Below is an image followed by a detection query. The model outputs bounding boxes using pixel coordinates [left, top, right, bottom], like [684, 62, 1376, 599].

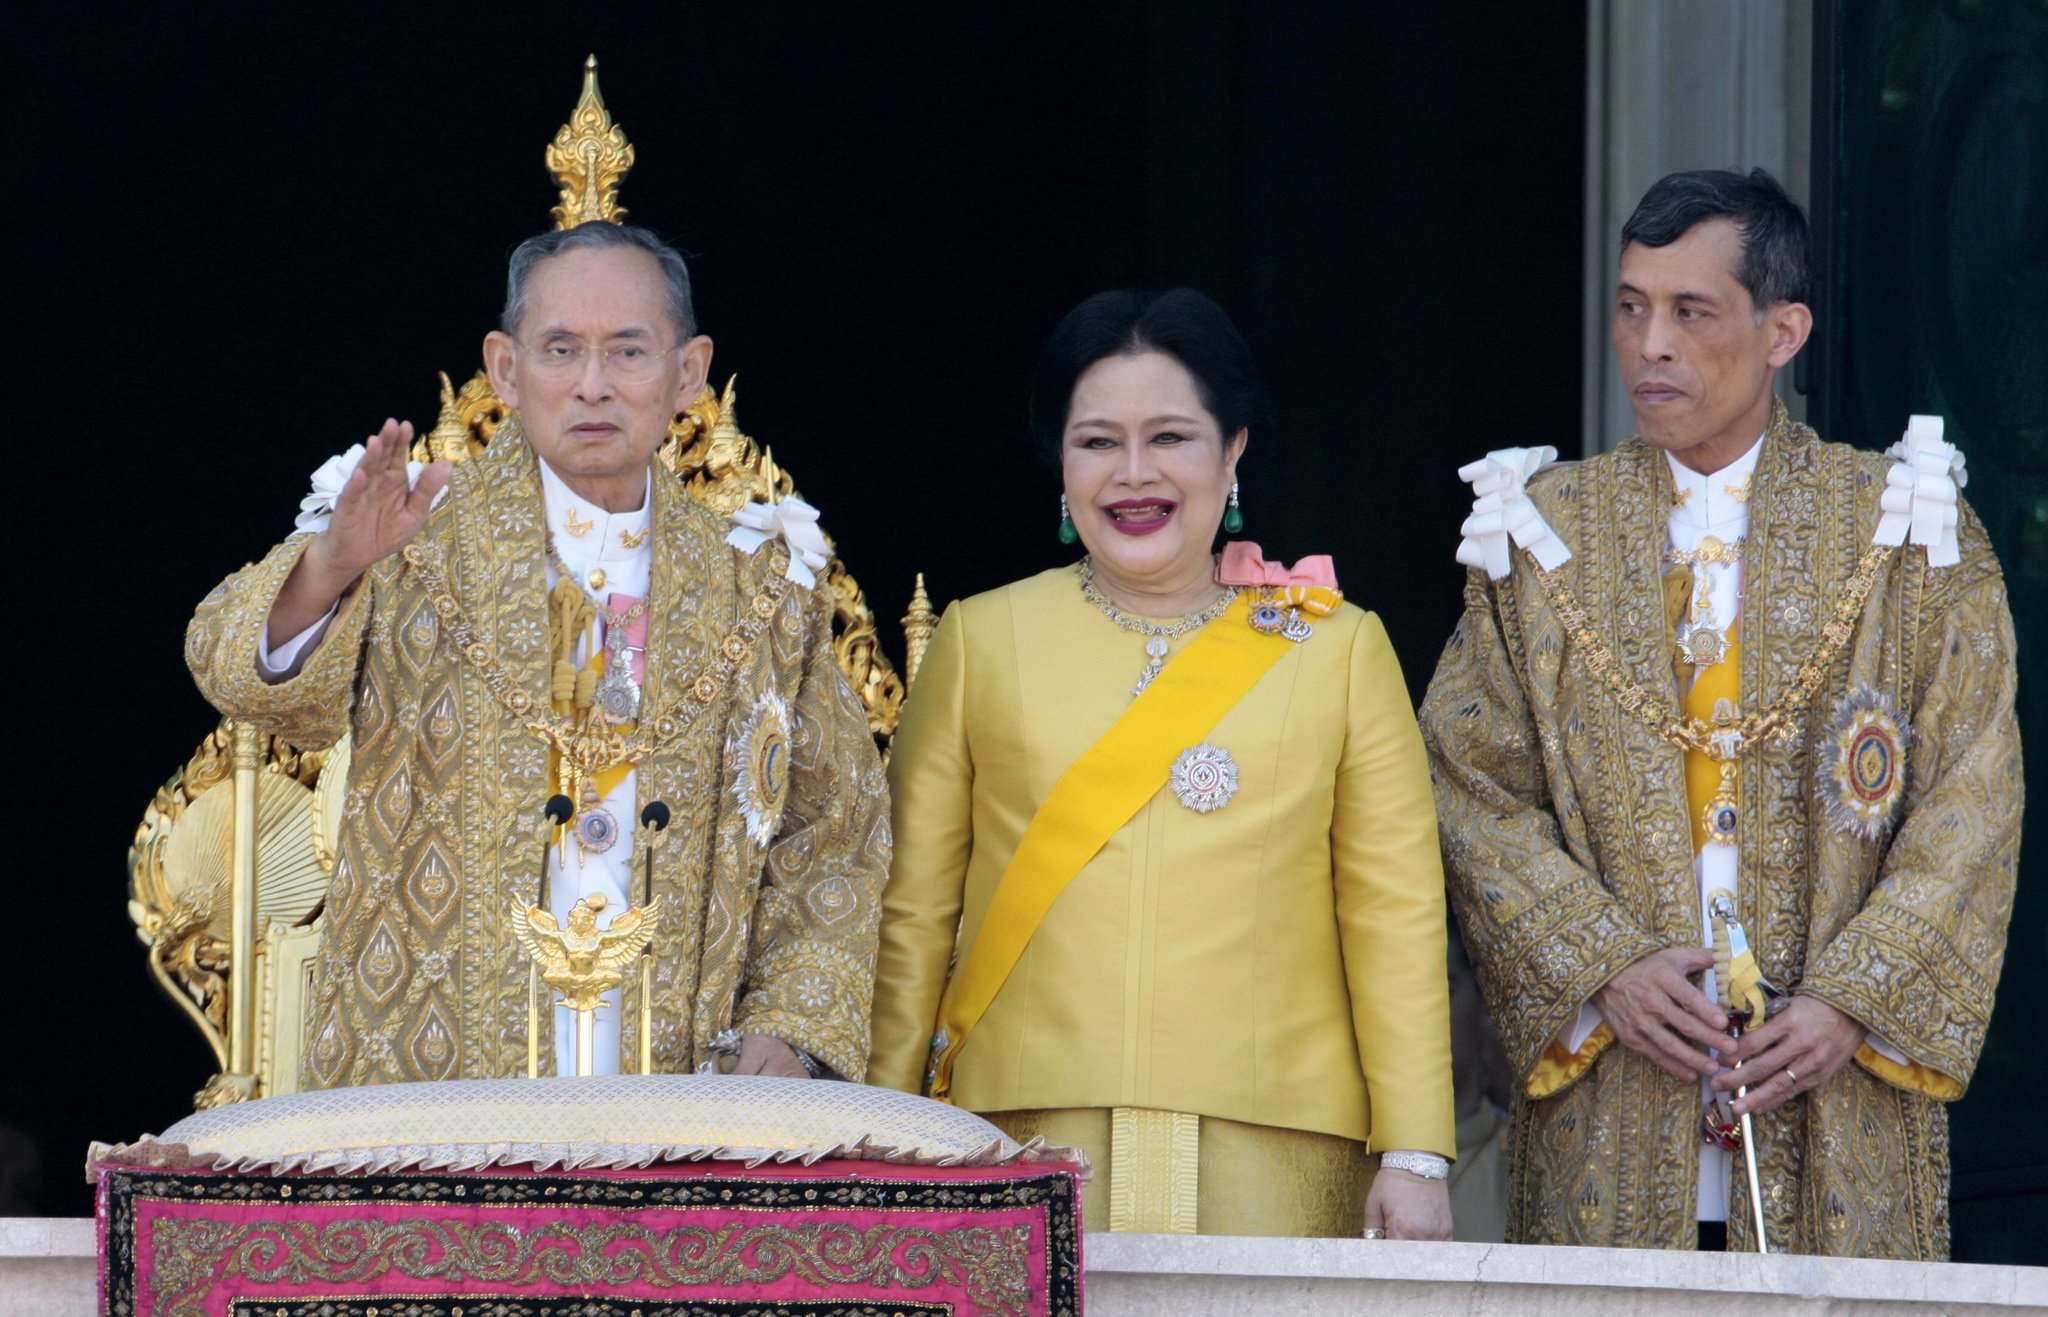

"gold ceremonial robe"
[1418, 411, 2021, 1258]
[187, 428, 890, 1087]
[870, 567, 1456, 1166]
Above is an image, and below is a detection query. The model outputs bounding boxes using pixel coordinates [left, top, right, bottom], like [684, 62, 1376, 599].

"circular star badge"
[1170, 743, 1240, 814]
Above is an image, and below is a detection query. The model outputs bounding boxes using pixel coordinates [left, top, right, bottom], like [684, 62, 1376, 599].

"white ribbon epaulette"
[1873, 415, 1967, 568]
[727, 495, 833, 589]
[294, 443, 446, 535]
[1455, 446, 1572, 581]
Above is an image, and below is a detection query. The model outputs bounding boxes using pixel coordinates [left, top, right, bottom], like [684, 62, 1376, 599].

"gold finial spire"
[547, 54, 635, 229]
[903, 574, 939, 689]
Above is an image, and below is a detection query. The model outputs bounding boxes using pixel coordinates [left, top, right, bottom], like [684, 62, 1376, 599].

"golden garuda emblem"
[511, 893, 661, 1014]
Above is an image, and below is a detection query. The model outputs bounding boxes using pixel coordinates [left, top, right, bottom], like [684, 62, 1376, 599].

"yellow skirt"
[986, 1107, 1369, 1237]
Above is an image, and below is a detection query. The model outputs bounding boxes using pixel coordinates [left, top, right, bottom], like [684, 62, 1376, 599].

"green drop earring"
[1058, 494, 1079, 545]
[1223, 481, 1244, 533]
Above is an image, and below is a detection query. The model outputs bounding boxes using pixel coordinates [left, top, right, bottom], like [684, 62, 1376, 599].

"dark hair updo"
[1028, 288, 1268, 468]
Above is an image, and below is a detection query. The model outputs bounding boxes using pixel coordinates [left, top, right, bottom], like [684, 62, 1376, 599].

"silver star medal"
[1169, 743, 1240, 814]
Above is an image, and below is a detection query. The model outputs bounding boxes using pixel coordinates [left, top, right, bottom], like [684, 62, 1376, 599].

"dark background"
[8, 0, 2038, 1264]
[1808, 0, 2048, 1261]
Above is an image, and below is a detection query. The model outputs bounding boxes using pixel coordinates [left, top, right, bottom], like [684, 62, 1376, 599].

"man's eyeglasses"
[519, 338, 677, 382]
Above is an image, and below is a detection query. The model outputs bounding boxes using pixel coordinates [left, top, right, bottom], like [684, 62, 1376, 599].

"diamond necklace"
[1078, 557, 1238, 697]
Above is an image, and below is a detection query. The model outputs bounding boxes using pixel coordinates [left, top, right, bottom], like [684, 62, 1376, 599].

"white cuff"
[257, 603, 339, 678]
[1560, 1002, 1602, 1054]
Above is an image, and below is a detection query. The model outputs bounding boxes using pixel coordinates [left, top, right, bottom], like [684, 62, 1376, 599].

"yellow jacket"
[870, 566, 1456, 1156]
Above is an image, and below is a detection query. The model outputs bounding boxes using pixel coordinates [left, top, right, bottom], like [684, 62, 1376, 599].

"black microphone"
[540, 795, 573, 906]
[638, 800, 670, 909]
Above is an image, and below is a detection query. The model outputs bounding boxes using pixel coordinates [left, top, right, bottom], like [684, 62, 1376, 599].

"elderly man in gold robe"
[1420, 169, 2019, 1258]
[187, 221, 889, 1088]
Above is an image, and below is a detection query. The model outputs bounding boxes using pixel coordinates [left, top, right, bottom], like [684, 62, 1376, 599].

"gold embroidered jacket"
[186, 430, 890, 1087]
[1418, 409, 2020, 1258]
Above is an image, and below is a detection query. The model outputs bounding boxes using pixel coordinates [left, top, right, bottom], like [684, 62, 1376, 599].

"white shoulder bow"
[1873, 415, 1967, 568]
[1455, 447, 1573, 580]
[727, 496, 832, 589]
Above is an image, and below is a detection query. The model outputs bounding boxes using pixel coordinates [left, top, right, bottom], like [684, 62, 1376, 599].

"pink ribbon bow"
[1217, 542, 1339, 589]
[1216, 542, 1344, 615]
[607, 593, 648, 684]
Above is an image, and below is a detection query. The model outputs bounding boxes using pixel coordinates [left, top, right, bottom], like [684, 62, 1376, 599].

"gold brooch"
[563, 508, 594, 537]
[620, 525, 651, 549]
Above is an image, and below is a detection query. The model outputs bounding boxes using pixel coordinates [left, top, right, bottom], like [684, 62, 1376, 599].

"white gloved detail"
[727, 496, 832, 589]
[1455, 446, 1572, 580]
[1873, 415, 1965, 568]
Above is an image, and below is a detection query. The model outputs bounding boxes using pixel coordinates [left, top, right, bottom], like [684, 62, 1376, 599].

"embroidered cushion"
[91, 1074, 1079, 1176]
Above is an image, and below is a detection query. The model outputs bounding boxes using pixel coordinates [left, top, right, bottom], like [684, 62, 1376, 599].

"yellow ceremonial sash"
[1684, 633, 1741, 853]
[926, 594, 1288, 1102]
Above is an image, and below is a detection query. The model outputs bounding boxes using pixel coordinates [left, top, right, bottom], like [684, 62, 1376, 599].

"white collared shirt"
[535, 459, 653, 1077]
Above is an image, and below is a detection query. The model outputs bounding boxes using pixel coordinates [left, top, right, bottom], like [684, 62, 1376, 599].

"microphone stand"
[636, 801, 671, 1075]
[532, 794, 574, 1078]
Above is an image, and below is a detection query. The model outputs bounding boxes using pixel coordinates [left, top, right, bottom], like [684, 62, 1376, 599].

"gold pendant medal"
[1703, 762, 1739, 846]
[575, 802, 621, 855]
[1676, 621, 1730, 668]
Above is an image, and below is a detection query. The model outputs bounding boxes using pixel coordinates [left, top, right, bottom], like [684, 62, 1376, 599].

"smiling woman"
[1038, 291, 1255, 619]
[870, 289, 1459, 1241]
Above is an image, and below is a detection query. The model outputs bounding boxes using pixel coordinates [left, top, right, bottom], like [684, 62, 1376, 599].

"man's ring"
[1784, 1067, 1798, 1084]
[1362, 1227, 1387, 1240]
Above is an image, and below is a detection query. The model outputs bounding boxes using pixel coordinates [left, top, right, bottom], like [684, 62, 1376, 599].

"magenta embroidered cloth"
[97, 1158, 1083, 1316]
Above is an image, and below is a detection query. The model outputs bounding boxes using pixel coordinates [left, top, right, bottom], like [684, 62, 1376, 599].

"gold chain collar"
[1526, 542, 1894, 763]
[401, 540, 794, 771]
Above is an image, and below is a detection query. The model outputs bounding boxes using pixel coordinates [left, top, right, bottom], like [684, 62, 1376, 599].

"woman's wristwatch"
[1378, 1150, 1450, 1180]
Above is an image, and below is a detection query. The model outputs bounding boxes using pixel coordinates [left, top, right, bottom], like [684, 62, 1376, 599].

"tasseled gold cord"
[1711, 900, 1734, 1014]
[548, 574, 600, 716]
[1664, 562, 1696, 688]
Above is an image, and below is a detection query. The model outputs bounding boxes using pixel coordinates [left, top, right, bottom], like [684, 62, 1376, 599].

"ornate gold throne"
[129, 59, 938, 1110]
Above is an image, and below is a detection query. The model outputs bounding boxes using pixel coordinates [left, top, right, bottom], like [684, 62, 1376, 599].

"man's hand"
[266, 421, 451, 652]
[1715, 996, 1864, 1117]
[718, 1033, 811, 1079]
[1363, 1167, 1452, 1241]
[318, 420, 451, 581]
[1590, 946, 1728, 1082]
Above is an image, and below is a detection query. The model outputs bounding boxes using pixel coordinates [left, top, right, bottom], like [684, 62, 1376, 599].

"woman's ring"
[1362, 1227, 1387, 1240]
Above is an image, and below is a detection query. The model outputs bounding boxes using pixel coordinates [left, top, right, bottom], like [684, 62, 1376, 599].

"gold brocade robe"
[186, 429, 890, 1088]
[1418, 410, 2021, 1259]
